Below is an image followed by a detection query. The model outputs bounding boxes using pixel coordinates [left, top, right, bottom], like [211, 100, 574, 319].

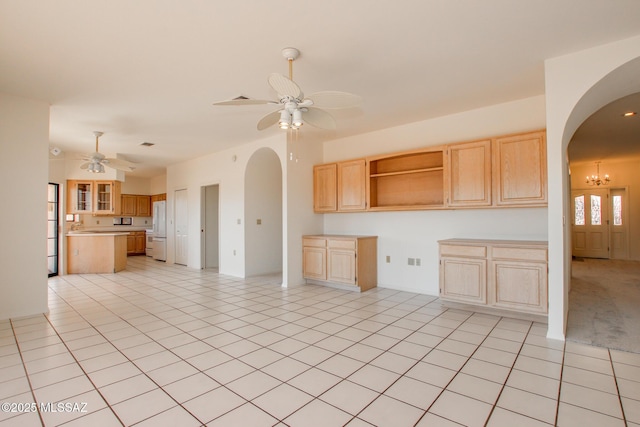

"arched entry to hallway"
[244, 148, 283, 278]
[549, 52, 640, 343]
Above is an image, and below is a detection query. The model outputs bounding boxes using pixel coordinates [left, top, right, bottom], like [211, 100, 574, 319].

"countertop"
[67, 231, 131, 237]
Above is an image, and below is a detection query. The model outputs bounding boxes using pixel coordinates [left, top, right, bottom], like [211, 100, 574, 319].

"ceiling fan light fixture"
[279, 109, 291, 129]
[292, 109, 303, 128]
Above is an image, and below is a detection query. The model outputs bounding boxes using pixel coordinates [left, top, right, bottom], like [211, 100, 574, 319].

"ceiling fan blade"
[306, 91, 362, 109]
[303, 107, 337, 130]
[268, 73, 303, 99]
[105, 163, 135, 172]
[104, 158, 136, 171]
[213, 98, 277, 106]
[80, 162, 90, 170]
[257, 110, 281, 131]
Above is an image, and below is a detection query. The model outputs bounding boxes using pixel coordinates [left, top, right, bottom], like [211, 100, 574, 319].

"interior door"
[571, 189, 610, 259]
[175, 189, 188, 265]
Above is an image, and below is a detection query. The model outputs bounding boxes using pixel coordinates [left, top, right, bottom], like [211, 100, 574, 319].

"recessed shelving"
[368, 148, 445, 210]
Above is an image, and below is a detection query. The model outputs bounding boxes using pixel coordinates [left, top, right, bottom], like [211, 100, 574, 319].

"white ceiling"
[2, 1, 640, 177]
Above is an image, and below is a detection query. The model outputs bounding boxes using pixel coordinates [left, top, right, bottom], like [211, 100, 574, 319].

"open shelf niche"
[368, 147, 446, 210]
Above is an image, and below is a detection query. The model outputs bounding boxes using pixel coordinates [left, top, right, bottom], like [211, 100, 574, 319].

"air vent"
[140, 142, 154, 147]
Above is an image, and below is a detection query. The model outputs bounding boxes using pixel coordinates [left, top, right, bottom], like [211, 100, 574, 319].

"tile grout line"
[481, 321, 534, 427]
[8, 317, 46, 427]
[608, 348, 628, 426]
[47, 283, 207, 426]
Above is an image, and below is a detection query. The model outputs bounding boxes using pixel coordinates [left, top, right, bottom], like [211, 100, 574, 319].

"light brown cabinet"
[447, 140, 492, 207]
[126, 231, 146, 255]
[493, 131, 547, 206]
[313, 164, 337, 212]
[338, 159, 367, 211]
[312, 129, 547, 213]
[121, 194, 151, 217]
[303, 235, 377, 291]
[314, 160, 367, 213]
[68, 180, 121, 215]
[439, 239, 548, 318]
[368, 148, 445, 210]
[151, 193, 167, 203]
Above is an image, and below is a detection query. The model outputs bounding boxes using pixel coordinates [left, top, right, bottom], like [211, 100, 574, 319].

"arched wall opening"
[244, 147, 283, 277]
[546, 42, 640, 340]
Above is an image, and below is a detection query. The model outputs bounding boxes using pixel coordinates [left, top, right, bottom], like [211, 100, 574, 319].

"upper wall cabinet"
[121, 194, 152, 217]
[312, 129, 547, 213]
[338, 159, 367, 211]
[313, 163, 337, 212]
[447, 140, 492, 207]
[368, 147, 445, 210]
[314, 160, 367, 213]
[68, 180, 121, 215]
[493, 131, 547, 206]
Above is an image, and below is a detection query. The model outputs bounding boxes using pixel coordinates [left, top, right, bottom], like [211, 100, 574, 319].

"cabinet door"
[126, 234, 136, 254]
[440, 257, 487, 304]
[121, 195, 137, 216]
[303, 246, 327, 280]
[491, 260, 547, 313]
[493, 131, 547, 206]
[338, 159, 366, 211]
[137, 196, 151, 216]
[313, 164, 337, 212]
[327, 248, 357, 285]
[68, 181, 93, 213]
[448, 140, 491, 207]
[135, 233, 146, 253]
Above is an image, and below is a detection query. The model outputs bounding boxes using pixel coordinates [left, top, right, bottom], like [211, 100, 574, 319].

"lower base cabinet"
[127, 231, 146, 255]
[303, 235, 377, 292]
[439, 239, 548, 317]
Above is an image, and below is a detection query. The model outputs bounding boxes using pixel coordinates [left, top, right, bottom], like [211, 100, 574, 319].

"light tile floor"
[1, 256, 639, 426]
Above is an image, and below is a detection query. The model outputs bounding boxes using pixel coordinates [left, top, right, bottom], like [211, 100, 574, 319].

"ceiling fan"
[213, 47, 361, 131]
[80, 131, 136, 173]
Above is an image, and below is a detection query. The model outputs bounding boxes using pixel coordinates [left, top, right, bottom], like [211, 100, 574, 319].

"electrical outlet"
[416, 258, 421, 266]
[233, 250, 236, 256]
[257, 219, 262, 225]
[237, 219, 241, 225]
[408, 258, 415, 266]
[386, 255, 391, 263]
[96, 220, 100, 225]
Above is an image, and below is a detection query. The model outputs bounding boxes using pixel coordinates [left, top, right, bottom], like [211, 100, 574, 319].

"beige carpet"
[567, 258, 640, 354]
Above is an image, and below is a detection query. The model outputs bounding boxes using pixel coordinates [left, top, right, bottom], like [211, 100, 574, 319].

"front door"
[571, 189, 610, 259]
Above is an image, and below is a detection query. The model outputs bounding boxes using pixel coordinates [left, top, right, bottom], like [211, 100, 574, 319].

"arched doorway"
[546, 48, 640, 341]
[564, 91, 640, 352]
[244, 148, 283, 278]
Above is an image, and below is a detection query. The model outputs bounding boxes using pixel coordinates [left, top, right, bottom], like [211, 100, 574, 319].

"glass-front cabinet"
[67, 180, 121, 215]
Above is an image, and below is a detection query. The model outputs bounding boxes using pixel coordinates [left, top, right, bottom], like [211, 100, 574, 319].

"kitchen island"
[67, 232, 129, 274]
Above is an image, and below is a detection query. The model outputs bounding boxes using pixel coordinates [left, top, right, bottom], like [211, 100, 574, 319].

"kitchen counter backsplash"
[78, 214, 152, 230]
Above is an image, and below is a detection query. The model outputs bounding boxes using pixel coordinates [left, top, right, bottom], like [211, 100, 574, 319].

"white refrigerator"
[152, 200, 167, 261]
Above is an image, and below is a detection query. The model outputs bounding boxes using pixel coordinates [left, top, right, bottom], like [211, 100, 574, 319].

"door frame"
[48, 183, 59, 277]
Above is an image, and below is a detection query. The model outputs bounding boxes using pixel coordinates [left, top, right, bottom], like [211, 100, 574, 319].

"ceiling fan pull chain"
[289, 58, 293, 80]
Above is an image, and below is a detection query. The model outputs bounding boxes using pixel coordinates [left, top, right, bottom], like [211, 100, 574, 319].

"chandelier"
[585, 161, 610, 186]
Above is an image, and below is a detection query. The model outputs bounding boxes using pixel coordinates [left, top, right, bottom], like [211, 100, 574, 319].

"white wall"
[121, 176, 152, 194]
[245, 148, 283, 276]
[322, 96, 548, 294]
[0, 92, 49, 320]
[150, 174, 167, 195]
[285, 133, 325, 286]
[545, 34, 640, 340]
[166, 134, 288, 277]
